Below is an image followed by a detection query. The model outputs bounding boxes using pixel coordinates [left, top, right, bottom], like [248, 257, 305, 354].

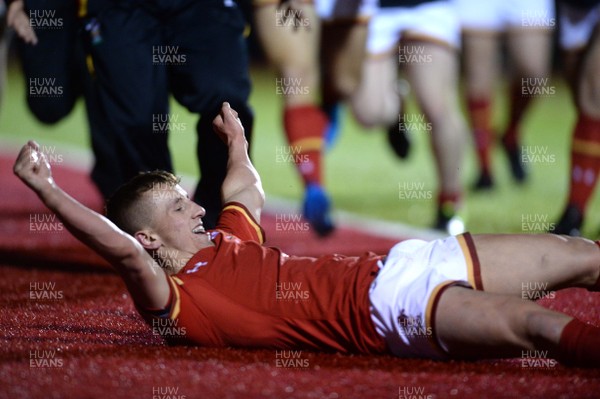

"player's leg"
[255, 1, 334, 236]
[554, 11, 600, 236]
[320, 19, 368, 148]
[350, 51, 399, 128]
[403, 40, 467, 232]
[87, 3, 172, 182]
[461, 31, 500, 189]
[502, 26, 554, 183]
[19, 0, 80, 123]
[470, 233, 600, 295]
[167, 0, 253, 229]
[435, 286, 600, 366]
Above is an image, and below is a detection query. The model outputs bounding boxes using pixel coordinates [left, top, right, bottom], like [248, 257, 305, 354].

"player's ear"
[134, 230, 161, 250]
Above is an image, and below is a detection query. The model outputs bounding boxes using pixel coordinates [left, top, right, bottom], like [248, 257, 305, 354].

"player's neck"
[159, 240, 213, 274]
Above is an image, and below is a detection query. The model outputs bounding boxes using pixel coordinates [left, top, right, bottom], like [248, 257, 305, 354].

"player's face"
[147, 184, 211, 253]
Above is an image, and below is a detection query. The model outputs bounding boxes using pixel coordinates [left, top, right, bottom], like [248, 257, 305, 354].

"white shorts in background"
[559, 2, 600, 50]
[368, 233, 482, 359]
[367, 1, 460, 54]
[455, 0, 555, 31]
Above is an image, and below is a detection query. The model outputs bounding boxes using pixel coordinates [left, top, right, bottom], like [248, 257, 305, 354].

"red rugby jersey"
[138, 202, 387, 354]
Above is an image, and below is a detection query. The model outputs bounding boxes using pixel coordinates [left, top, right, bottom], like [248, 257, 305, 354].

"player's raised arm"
[213, 102, 265, 223]
[13, 141, 170, 309]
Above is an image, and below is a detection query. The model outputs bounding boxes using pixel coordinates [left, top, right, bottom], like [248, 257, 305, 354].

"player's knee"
[577, 73, 600, 118]
[27, 99, 74, 124]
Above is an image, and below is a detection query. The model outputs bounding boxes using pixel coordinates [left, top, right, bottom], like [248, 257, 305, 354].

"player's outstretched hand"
[7, 0, 39, 45]
[212, 102, 245, 146]
[14, 141, 55, 195]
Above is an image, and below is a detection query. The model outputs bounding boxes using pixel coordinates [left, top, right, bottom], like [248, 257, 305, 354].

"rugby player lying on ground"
[13, 103, 600, 367]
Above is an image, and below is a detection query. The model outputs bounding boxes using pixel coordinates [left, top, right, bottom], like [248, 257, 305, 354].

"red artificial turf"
[1, 154, 599, 399]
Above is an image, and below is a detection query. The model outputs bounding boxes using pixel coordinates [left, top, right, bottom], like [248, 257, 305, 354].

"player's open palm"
[14, 141, 54, 194]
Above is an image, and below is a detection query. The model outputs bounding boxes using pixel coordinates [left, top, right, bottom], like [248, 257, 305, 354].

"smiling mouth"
[192, 223, 205, 234]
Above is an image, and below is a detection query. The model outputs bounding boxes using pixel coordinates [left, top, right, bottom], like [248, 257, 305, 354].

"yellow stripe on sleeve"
[222, 204, 265, 243]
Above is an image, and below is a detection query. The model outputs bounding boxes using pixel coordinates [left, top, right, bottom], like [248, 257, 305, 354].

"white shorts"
[315, 0, 378, 22]
[455, 0, 555, 31]
[367, 1, 460, 54]
[559, 2, 600, 50]
[368, 233, 483, 359]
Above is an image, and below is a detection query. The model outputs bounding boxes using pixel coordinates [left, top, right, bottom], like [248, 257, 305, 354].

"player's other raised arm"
[213, 102, 265, 223]
[13, 141, 170, 309]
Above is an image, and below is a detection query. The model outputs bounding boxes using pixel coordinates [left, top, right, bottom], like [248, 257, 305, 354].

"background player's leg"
[19, 0, 79, 124]
[350, 52, 400, 128]
[254, 3, 334, 236]
[319, 20, 368, 148]
[403, 40, 467, 232]
[471, 234, 600, 295]
[89, 3, 172, 191]
[554, 24, 600, 236]
[167, 0, 253, 229]
[461, 31, 500, 189]
[502, 28, 554, 183]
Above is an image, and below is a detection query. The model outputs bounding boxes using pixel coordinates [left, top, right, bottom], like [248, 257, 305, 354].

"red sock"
[567, 113, 600, 213]
[283, 105, 327, 186]
[557, 318, 600, 367]
[502, 82, 533, 150]
[467, 97, 493, 175]
[438, 191, 461, 215]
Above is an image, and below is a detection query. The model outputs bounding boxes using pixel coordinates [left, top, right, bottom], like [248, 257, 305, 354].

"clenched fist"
[13, 141, 55, 195]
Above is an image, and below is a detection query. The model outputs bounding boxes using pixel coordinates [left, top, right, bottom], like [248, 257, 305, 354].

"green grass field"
[1, 61, 599, 237]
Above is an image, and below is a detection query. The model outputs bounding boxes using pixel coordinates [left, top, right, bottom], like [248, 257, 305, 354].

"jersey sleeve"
[215, 201, 266, 243]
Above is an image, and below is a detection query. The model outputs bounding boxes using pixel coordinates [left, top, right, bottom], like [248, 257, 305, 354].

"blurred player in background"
[350, 0, 468, 234]
[552, 0, 600, 236]
[6, 0, 114, 198]
[253, 0, 375, 237]
[80, 0, 253, 230]
[455, 0, 555, 189]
